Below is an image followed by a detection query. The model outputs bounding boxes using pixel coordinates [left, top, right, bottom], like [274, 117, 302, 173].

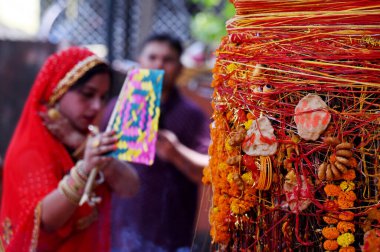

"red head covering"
[0, 47, 110, 251]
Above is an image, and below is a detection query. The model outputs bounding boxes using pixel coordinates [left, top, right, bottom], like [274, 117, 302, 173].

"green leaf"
[223, 2, 235, 18]
[189, 0, 221, 9]
[190, 12, 227, 46]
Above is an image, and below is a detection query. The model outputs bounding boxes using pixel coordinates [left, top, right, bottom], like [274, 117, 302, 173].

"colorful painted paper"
[107, 68, 164, 165]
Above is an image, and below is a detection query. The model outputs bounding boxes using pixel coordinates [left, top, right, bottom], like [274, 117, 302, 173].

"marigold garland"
[204, 0, 380, 250]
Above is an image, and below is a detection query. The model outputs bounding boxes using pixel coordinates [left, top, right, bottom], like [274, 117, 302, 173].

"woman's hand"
[81, 129, 118, 175]
[40, 108, 86, 150]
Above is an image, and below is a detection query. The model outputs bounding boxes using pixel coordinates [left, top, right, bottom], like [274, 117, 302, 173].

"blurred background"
[0, 0, 234, 156]
[0, 0, 234, 250]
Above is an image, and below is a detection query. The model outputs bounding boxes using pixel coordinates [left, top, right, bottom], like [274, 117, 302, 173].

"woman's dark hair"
[140, 33, 184, 58]
[70, 63, 111, 90]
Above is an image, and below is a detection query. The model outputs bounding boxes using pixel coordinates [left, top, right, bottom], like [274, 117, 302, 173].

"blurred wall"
[0, 40, 56, 156]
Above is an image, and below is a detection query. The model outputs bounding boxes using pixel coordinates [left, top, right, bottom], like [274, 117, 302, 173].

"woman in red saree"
[0, 47, 139, 251]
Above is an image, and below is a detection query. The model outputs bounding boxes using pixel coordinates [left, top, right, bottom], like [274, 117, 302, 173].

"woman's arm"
[40, 130, 119, 232]
[41, 159, 140, 232]
[41, 190, 78, 232]
[40, 109, 140, 231]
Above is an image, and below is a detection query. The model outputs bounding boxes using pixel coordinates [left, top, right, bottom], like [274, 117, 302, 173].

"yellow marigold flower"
[244, 119, 253, 130]
[212, 207, 219, 213]
[225, 139, 233, 151]
[241, 172, 254, 185]
[218, 163, 228, 171]
[340, 181, 355, 192]
[337, 233, 355, 247]
[230, 198, 250, 215]
[227, 173, 234, 183]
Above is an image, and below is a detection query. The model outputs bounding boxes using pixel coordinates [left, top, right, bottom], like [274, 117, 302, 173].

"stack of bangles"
[58, 160, 89, 205]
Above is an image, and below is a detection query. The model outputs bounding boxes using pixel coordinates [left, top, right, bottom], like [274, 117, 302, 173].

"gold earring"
[47, 107, 61, 120]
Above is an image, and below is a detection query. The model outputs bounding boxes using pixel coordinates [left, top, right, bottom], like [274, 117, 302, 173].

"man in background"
[103, 33, 210, 251]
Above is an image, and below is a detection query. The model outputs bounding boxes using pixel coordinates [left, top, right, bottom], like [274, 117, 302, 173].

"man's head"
[138, 33, 183, 96]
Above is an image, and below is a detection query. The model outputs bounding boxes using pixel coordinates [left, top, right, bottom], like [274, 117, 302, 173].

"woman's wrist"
[57, 160, 89, 205]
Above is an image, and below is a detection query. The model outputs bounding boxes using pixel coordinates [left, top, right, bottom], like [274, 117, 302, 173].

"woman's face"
[58, 72, 110, 132]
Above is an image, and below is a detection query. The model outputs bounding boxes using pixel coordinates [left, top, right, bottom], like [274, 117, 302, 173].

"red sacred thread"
[204, 0, 380, 251]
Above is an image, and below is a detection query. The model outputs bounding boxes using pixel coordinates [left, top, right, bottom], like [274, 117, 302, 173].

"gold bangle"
[64, 174, 85, 198]
[70, 167, 86, 188]
[58, 177, 80, 205]
[61, 176, 81, 200]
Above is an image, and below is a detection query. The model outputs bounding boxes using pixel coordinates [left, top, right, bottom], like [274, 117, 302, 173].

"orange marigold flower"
[337, 198, 354, 209]
[324, 200, 339, 211]
[246, 113, 256, 120]
[226, 111, 234, 121]
[341, 169, 356, 181]
[337, 221, 356, 233]
[339, 246, 355, 252]
[211, 226, 230, 244]
[339, 211, 355, 221]
[322, 227, 340, 239]
[323, 239, 339, 250]
[348, 157, 357, 169]
[330, 154, 337, 163]
[324, 184, 342, 197]
[323, 213, 339, 224]
[338, 191, 357, 202]
[202, 166, 212, 184]
[227, 79, 235, 87]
